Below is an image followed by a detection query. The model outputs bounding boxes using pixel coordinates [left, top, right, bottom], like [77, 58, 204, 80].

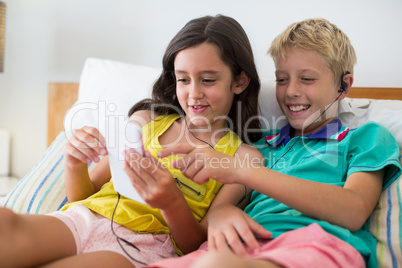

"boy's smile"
[275, 48, 344, 137]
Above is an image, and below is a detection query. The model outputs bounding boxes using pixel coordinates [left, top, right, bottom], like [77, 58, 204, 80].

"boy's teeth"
[289, 105, 308, 112]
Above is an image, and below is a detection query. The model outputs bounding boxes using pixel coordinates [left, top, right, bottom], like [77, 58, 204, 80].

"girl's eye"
[202, 78, 215, 84]
[177, 78, 189, 83]
[275, 78, 287, 85]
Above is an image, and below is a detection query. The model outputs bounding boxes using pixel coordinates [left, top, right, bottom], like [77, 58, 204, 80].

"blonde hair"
[268, 18, 357, 82]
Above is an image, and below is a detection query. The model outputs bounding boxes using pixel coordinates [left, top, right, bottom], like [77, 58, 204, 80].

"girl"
[0, 15, 263, 268]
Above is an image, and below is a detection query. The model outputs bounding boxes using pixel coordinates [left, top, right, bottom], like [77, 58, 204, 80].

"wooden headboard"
[47, 83, 402, 146]
[47, 83, 79, 146]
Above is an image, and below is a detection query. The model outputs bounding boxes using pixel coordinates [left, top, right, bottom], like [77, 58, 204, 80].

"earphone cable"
[269, 91, 343, 169]
[183, 115, 249, 206]
[183, 115, 215, 150]
[111, 193, 147, 266]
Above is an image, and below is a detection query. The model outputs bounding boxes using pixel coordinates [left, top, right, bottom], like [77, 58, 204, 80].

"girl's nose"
[189, 83, 204, 99]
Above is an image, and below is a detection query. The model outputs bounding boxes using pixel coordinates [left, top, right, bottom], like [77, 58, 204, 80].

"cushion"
[339, 98, 402, 268]
[369, 168, 402, 268]
[1, 132, 98, 214]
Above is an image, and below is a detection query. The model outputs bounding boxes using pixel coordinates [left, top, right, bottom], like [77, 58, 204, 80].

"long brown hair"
[129, 14, 262, 143]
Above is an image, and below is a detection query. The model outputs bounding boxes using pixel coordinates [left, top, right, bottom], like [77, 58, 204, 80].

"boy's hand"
[207, 204, 271, 256]
[158, 144, 238, 185]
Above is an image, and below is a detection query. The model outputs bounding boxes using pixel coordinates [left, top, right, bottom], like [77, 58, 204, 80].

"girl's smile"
[174, 42, 245, 132]
[189, 105, 209, 114]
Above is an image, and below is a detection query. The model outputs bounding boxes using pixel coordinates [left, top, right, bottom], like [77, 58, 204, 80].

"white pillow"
[64, 58, 162, 132]
[339, 97, 402, 149]
[259, 78, 287, 130]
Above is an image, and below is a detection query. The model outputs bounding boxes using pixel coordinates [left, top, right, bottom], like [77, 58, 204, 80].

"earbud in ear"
[338, 71, 351, 93]
[339, 81, 347, 93]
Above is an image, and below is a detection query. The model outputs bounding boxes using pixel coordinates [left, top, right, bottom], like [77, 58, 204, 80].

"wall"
[0, 0, 401, 178]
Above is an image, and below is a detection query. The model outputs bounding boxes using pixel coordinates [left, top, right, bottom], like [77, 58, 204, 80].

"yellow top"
[62, 114, 242, 253]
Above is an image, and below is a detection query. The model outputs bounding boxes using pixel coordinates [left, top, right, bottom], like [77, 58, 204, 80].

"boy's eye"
[301, 77, 316, 82]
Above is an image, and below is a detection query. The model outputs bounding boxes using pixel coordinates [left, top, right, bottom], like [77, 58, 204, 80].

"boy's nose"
[286, 80, 302, 98]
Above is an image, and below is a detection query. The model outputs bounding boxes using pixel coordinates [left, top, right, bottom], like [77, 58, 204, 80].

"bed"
[3, 58, 402, 267]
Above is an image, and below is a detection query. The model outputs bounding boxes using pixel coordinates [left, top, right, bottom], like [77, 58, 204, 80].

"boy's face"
[275, 48, 341, 137]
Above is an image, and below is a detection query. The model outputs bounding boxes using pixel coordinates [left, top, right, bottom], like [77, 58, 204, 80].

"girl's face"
[275, 48, 343, 137]
[174, 42, 246, 130]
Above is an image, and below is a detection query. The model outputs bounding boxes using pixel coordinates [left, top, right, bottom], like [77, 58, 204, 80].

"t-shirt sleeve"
[347, 122, 401, 190]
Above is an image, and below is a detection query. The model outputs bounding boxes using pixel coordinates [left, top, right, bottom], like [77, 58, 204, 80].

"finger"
[123, 150, 156, 191]
[190, 166, 213, 184]
[71, 128, 107, 157]
[73, 128, 104, 150]
[212, 230, 233, 252]
[171, 146, 203, 172]
[138, 155, 159, 182]
[176, 152, 211, 184]
[124, 148, 142, 164]
[82, 126, 106, 146]
[144, 151, 162, 168]
[233, 225, 259, 253]
[67, 135, 101, 163]
[174, 152, 201, 176]
[64, 143, 92, 164]
[145, 151, 172, 179]
[247, 216, 272, 239]
[126, 149, 158, 185]
[126, 149, 148, 176]
[171, 158, 194, 174]
[222, 229, 249, 256]
[235, 216, 271, 253]
[208, 230, 217, 251]
[123, 159, 147, 196]
[157, 143, 195, 158]
[171, 149, 219, 184]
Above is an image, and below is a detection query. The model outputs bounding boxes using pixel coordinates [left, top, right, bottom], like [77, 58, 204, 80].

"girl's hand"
[207, 204, 272, 256]
[64, 127, 107, 168]
[123, 149, 184, 210]
[158, 144, 238, 185]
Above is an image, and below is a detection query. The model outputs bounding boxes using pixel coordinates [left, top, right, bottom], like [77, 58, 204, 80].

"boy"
[149, 18, 401, 268]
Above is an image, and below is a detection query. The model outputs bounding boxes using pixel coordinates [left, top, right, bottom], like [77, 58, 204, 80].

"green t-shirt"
[247, 120, 401, 267]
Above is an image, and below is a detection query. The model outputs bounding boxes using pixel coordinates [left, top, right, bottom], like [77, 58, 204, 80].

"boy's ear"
[338, 73, 353, 100]
[233, 71, 250, 94]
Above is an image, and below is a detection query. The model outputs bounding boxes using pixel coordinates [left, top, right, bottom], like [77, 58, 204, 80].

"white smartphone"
[104, 118, 146, 204]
